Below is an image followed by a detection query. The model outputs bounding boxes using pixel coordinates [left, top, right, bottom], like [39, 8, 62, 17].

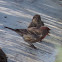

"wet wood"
[0, 0, 62, 62]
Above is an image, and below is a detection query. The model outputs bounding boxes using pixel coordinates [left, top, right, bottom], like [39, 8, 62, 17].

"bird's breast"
[23, 34, 39, 43]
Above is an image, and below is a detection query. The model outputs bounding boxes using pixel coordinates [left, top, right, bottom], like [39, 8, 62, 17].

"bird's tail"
[4, 26, 28, 36]
[4, 26, 16, 31]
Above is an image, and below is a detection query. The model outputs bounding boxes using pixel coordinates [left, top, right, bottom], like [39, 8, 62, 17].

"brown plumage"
[28, 14, 44, 28]
[5, 26, 50, 49]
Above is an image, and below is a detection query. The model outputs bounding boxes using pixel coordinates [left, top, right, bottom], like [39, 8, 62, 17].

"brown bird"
[28, 14, 44, 28]
[5, 26, 50, 49]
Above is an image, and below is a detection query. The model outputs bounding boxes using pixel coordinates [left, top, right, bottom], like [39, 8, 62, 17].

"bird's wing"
[27, 27, 42, 35]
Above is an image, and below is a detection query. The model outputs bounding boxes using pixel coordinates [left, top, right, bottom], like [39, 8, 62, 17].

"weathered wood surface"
[0, 0, 62, 62]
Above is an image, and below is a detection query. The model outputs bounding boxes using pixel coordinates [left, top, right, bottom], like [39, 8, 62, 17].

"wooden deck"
[0, 0, 62, 62]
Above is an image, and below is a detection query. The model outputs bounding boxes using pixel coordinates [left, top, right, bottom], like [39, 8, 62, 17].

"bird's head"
[32, 14, 41, 23]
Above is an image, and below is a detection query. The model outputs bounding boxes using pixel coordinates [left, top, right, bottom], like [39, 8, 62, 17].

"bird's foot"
[29, 44, 37, 49]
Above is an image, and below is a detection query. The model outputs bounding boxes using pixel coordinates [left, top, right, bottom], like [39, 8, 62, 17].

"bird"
[28, 14, 44, 28]
[4, 26, 50, 49]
